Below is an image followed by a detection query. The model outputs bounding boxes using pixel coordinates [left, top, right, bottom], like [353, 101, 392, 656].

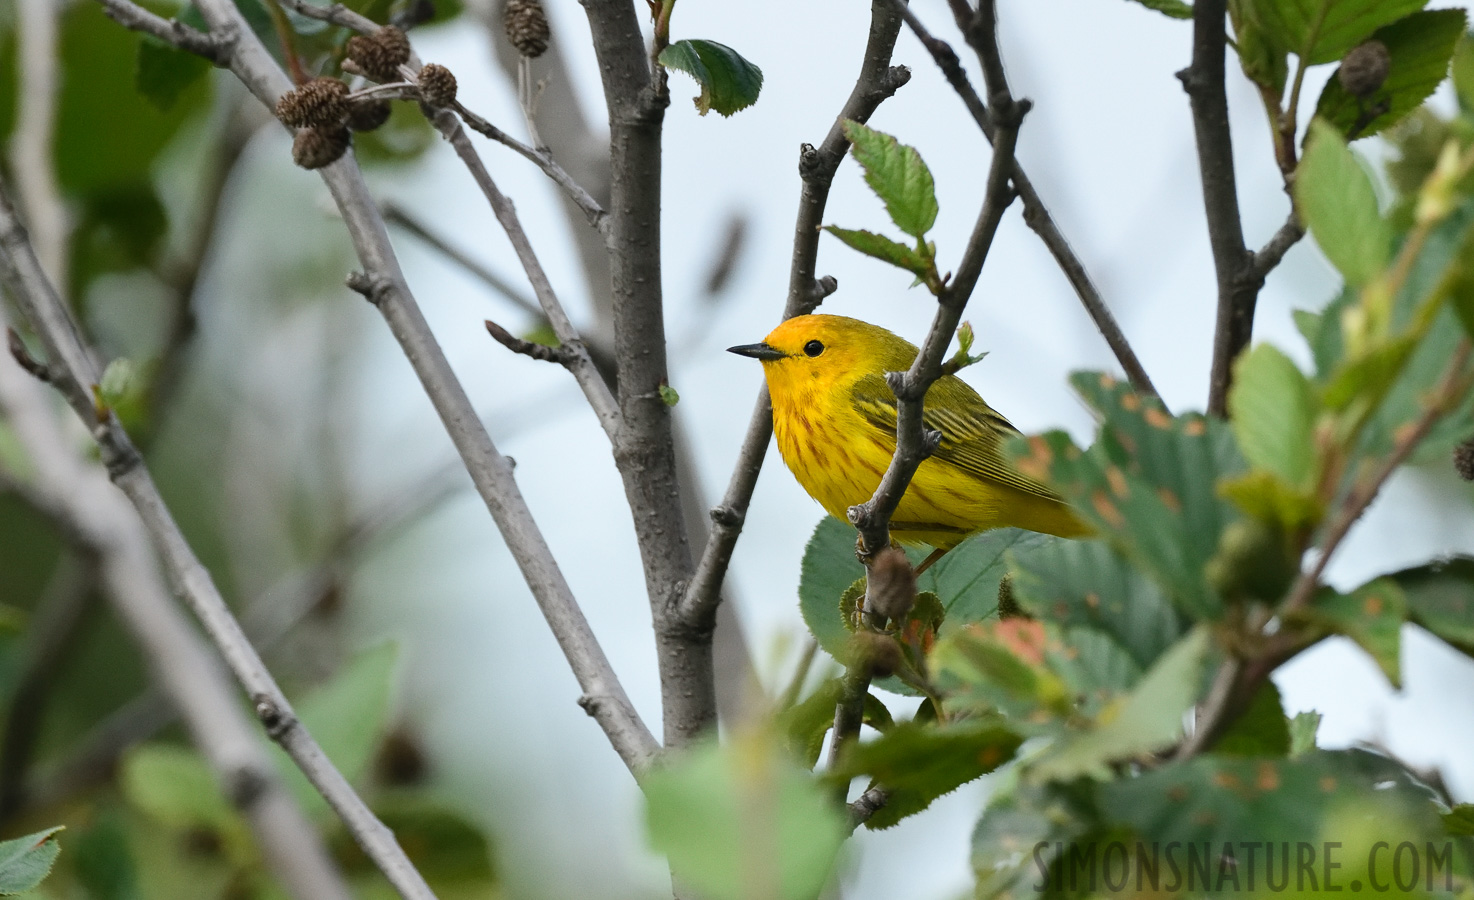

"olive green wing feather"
[848, 373, 1062, 501]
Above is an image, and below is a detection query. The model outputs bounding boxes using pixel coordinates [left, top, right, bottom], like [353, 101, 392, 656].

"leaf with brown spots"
[1309, 578, 1407, 687]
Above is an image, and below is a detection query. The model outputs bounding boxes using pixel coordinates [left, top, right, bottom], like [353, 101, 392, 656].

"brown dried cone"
[275, 77, 350, 128]
[1455, 438, 1474, 481]
[417, 64, 457, 108]
[292, 126, 351, 170]
[848, 631, 904, 680]
[347, 26, 412, 82]
[865, 547, 916, 624]
[346, 98, 392, 132]
[503, 0, 550, 58]
[1338, 39, 1391, 99]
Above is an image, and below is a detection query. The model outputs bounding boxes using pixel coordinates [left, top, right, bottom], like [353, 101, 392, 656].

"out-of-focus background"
[1, 0, 1472, 897]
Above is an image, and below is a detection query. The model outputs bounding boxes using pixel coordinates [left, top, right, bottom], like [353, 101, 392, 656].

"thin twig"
[383, 202, 542, 319]
[1250, 213, 1305, 281]
[276, 0, 376, 33]
[888, 0, 1161, 403]
[1180, 0, 1258, 416]
[94, 0, 234, 62]
[11, 0, 67, 295]
[846, 786, 890, 833]
[676, 0, 910, 630]
[485, 319, 570, 364]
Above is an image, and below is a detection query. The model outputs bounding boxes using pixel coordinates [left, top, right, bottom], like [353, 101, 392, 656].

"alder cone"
[418, 64, 457, 107]
[347, 26, 411, 82]
[504, 0, 550, 58]
[1455, 439, 1474, 481]
[275, 77, 349, 128]
[347, 99, 392, 132]
[1338, 39, 1391, 98]
[292, 127, 351, 170]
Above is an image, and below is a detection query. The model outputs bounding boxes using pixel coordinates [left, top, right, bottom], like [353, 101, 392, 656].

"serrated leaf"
[1027, 626, 1210, 782]
[840, 121, 939, 238]
[1215, 680, 1292, 756]
[1296, 120, 1391, 286]
[644, 734, 846, 900]
[1392, 556, 1474, 656]
[1247, 0, 1430, 65]
[1233, 8, 1291, 91]
[1229, 344, 1320, 488]
[832, 720, 1021, 829]
[0, 827, 63, 895]
[822, 226, 931, 279]
[657, 39, 763, 117]
[779, 679, 892, 769]
[1314, 9, 1467, 139]
[1289, 709, 1322, 757]
[1308, 578, 1406, 686]
[1126, 0, 1192, 18]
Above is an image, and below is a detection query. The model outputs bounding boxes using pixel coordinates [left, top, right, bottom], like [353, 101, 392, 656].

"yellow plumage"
[729, 314, 1088, 549]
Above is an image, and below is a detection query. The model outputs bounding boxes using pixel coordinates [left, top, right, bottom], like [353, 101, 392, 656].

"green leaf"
[1446, 804, 1474, 836]
[1308, 578, 1406, 686]
[779, 679, 892, 769]
[135, 36, 211, 111]
[120, 744, 236, 830]
[644, 734, 847, 900]
[1027, 626, 1210, 782]
[1247, 0, 1430, 65]
[973, 781, 1097, 899]
[1126, 0, 1192, 19]
[0, 827, 63, 895]
[1454, 34, 1474, 112]
[1314, 9, 1468, 139]
[821, 226, 932, 280]
[839, 120, 939, 238]
[1392, 556, 1474, 656]
[1232, 8, 1291, 92]
[278, 641, 399, 815]
[659, 383, 680, 407]
[925, 529, 1052, 633]
[98, 358, 137, 410]
[832, 720, 1021, 829]
[1215, 680, 1292, 756]
[931, 619, 1074, 722]
[1008, 539, 1184, 670]
[657, 39, 763, 117]
[336, 796, 496, 885]
[1295, 119, 1391, 286]
[1289, 709, 1322, 757]
[1229, 344, 1320, 488]
[74, 815, 140, 900]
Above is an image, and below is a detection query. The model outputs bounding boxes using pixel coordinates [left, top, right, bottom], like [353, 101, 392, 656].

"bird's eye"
[804, 340, 825, 357]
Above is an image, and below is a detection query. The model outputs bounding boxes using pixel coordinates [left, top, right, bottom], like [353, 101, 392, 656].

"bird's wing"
[847, 373, 1062, 501]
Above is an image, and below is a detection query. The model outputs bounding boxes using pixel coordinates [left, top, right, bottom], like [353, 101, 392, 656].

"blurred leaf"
[1308, 578, 1406, 685]
[1218, 469, 1324, 533]
[98, 358, 137, 410]
[644, 734, 846, 900]
[821, 227, 932, 280]
[75, 814, 141, 900]
[120, 745, 235, 831]
[352, 100, 437, 165]
[1315, 10, 1467, 139]
[973, 781, 1098, 900]
[1008, 539, 1184, 670]
[1392, 556, 1474, 655]
[1232, 8, 1291, 91]
[1215, 680, 1292, 756]
[1246, 0, 1429, 65]
[1455, 34, 1474, 112]
[1447, 805, 1474, 836]
[1044, 626, 1143, 719]
[832, 720, 1021, 830]
[280, 642, 399, 814]
[336, 796, 495, 886]
[840, 121, 939, 238]
[1296, 120, 1390, 286]
[1010, 373, 1245, 619]
[1289, 709, 1322, 757]
[135, 36, 211, 111]
[657, 39, 763, 117]
[0, 827, 63, 895]
[1229, 344, 1320, 488]
[931, 619, 1073, 723]
[1126, 0, 1192, 19]
[1028, 626, 1210, 782]
[779, 678, 893, 769]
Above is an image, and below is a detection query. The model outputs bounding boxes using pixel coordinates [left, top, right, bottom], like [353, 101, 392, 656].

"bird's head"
[727, 314, 916, 391]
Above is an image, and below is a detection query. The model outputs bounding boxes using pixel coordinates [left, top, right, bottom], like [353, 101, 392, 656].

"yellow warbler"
[729, 314, 1089, 555]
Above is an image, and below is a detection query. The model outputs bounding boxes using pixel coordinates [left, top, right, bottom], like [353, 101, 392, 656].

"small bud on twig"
[504, 0, 551, 58]
[1337, 40, 1390, 99]
[866, 547, 916, 623]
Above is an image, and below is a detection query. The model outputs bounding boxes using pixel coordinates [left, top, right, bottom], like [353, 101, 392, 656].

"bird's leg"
[913, 547, 948, 576]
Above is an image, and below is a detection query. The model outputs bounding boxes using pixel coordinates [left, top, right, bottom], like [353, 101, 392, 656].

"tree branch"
[1180, 0, 1258, 416]
[888, 0, 1161, 404]
[383, 201, 542, 320]
[1250, 213, 1306, 281]
[675, 0, 910, 630]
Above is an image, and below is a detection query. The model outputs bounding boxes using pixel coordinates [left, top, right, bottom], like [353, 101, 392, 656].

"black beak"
[727, 342, 786, 361]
